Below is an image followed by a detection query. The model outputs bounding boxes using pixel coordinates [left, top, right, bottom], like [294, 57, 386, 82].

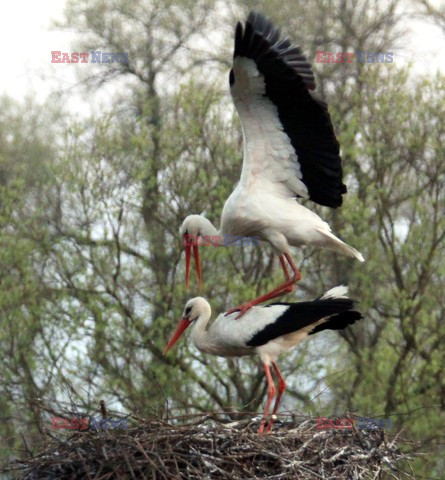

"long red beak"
[163, 317, 192, 354]
[185, 244, 192, 290]
[193, 244, 202, 290]
[184, 238, 202, 290]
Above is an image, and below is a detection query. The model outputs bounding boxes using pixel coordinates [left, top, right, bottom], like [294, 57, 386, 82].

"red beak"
[163, 317, 192, 354]
[185, 244, 192, 290]
[193, 244, 202, 290]
[184, 236, 202, 290]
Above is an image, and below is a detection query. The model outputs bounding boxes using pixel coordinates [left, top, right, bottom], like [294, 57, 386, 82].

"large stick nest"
[7, 413, 415, 479]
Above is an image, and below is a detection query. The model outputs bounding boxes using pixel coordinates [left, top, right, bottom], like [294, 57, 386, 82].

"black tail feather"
[309, 310, 363, 335]
[247, 298, 362, 347]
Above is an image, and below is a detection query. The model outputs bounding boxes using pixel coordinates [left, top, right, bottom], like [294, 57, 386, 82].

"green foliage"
[0, 0, 444, 476]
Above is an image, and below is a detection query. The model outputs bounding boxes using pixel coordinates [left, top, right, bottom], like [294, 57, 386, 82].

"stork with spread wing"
[180, 12, 364, 317]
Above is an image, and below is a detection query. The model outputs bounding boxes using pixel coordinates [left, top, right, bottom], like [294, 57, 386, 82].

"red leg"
[266, 362, 287, 432]
[258, 362, 276, 434]
[279, 255, 291, 281]
[277, 254, 296, 295]
[225, 254, 302, 318]
[284, 253, 301, 283]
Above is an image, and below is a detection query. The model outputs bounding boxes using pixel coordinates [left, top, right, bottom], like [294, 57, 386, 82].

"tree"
[1, 1, 444, 476]
[0, 95, 63, 457]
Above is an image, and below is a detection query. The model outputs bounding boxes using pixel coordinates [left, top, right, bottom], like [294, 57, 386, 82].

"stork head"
[180, 214, 206, 237]
[163, 297, 210, 354]
[180, 214, 212, 290]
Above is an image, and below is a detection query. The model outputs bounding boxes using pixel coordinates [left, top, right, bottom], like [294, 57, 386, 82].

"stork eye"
[229, 69, 235, 86]
[185, 306, 192, 316]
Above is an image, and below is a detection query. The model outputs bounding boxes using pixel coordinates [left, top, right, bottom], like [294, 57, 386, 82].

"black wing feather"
[246, 298, 362, 347]
[233, 12, 346, 208]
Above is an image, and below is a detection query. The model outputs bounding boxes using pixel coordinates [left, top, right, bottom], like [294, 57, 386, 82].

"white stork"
[164, 286, 362, 433]
[181, 12, 364, 316]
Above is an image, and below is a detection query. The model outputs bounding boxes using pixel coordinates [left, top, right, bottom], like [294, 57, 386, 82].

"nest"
[7, 413, 415, 480]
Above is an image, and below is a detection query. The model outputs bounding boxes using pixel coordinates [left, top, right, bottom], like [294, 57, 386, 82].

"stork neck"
[195, 218, 222, 246]
[190, 312, 212, 353]
[200, 222, 219, 237]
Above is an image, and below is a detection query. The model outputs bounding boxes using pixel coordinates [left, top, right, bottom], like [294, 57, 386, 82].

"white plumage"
[180, 12, 364, 316]
[164, 286, 362, 433]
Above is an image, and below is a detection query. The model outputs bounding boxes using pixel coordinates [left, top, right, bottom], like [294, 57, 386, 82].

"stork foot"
[225, 302, 255, 319]
[258, 420, 267, 434]
[265, 418, 276, 433]
[225, 282, 295, 319]
[257, 418, 276, 434]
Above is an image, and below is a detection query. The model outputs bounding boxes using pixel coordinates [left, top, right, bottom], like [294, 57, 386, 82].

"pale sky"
[2, 1, 71, 100]
[1, 0, 444, 115]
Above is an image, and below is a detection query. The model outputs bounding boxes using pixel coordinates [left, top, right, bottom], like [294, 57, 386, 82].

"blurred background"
[0, 0, 444, 476]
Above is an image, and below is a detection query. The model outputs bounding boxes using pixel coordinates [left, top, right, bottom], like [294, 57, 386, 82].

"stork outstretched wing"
[230, 11, 346, 208]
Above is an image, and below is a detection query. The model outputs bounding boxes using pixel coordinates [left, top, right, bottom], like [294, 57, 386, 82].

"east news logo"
[316, 51, 393, 63]
[51, 51, 129, 64]
[51, 416, 128, 430]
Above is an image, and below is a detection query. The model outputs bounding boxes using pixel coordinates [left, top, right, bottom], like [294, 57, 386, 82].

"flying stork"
[181, 12, 364, 316]
[164, 286, 362, 433]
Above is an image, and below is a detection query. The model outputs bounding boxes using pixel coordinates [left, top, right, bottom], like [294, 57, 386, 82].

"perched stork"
[164, 286, 362, 433]
[181, 12, 364, 316]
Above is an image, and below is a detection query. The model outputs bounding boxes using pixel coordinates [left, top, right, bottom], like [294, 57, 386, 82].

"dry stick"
[7, 413, 416, 480]
[100, 400, 108, 419]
